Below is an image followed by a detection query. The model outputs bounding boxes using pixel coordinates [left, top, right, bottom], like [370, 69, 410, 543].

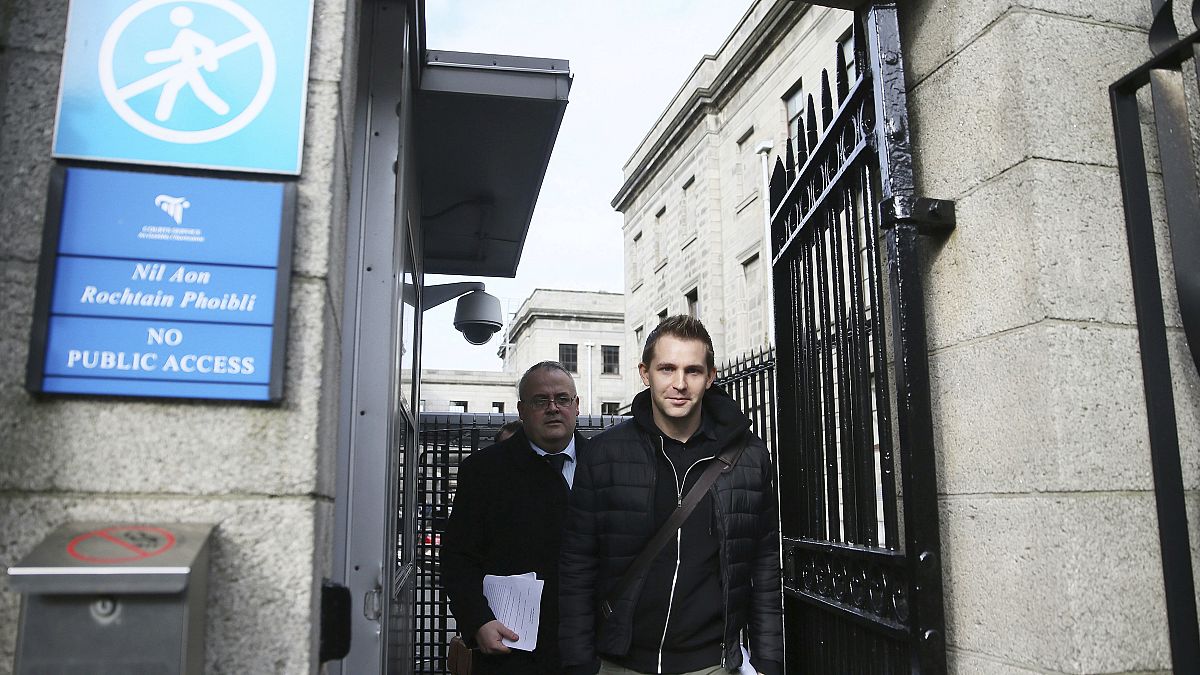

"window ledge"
[680, 233, 698, 251]
[736, 189, 759, 214]
[654, 259, 668, 273]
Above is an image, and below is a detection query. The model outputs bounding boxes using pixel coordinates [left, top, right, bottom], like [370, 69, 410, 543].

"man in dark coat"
[559, 316, 783, 675]
[442, 361, 585, 674]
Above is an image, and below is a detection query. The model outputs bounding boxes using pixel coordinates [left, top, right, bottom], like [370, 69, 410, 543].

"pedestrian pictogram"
[67, 525, 178, 564]
[99, 0, 276, 145]
[53, 0, 315, 174]
[145, 6, 232, 120]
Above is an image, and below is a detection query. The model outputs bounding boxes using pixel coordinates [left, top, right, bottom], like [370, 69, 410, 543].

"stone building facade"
[900, 2, 1199, 672]
[0, 2, 357, 670]
[500, 289, 626, 416]
[612, 0, 852, 402]
[418, 369, 517, 414]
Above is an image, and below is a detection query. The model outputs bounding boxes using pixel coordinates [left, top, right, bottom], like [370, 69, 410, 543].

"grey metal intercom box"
[6, 522, 215, 674]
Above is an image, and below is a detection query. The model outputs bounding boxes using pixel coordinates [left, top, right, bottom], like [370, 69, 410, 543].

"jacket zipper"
[715, 478, 730, 670]
[656, 437, 720, 674]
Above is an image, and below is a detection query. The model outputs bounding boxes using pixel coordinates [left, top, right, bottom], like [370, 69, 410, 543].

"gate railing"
[413, 412, 626, 674]
[767, 5, 951, 671]
[1110, 0, 1200, 668]
[714, 346, 778, 461]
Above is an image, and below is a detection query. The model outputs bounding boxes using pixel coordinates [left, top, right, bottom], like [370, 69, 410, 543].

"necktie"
[546, 453, 569, 492]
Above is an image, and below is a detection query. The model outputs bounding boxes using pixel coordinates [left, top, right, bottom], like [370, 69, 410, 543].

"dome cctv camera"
[452, 290, 503, 345]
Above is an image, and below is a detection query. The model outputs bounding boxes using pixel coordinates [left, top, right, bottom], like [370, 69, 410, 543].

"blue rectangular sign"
[52, 257, 277, 324]
[27, 166, 294, 402]
[52, 0, 315, 174]
[58, 167, 284, 266]
[44, 315, 271, 382]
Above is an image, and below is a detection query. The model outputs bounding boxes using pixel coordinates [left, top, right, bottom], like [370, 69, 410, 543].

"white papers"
[482, 572, 543, 651]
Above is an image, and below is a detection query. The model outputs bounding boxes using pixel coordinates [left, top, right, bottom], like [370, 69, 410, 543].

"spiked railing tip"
[820, 69, 834, 131]
[795, 116, 809, 165]
[769, 158, 787, 213]
[1149, 1, 1180, 55]
[785, 133, 796, 180]
[805, 96, 819, 149]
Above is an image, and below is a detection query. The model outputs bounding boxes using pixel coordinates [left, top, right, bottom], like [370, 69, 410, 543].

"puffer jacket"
[558, 386, 783, 675]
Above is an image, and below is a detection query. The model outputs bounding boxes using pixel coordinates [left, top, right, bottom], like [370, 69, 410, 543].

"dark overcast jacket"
[558, 387, 783, 675]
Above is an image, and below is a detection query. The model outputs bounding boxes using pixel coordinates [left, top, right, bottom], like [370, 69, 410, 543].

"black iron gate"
[715, 347, 778, 461]
[767, 4, 951, 672]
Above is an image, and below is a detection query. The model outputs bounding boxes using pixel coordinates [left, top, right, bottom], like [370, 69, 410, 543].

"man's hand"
[475, 620, 519, 655]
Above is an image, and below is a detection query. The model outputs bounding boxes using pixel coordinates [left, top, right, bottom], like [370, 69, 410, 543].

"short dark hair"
[641, 315, 715, 370]
[517, 361, 576, 400]
[493, 420, 523, 442]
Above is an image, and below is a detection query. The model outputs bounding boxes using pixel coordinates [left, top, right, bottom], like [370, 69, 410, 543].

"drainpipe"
[755, 140, 775, 346]
[584, 342, 594, 415]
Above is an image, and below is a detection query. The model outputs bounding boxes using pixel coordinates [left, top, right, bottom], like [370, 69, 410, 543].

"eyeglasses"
[525, 394, 576, 410]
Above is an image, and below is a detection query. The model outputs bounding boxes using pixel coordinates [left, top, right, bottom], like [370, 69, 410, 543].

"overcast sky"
[420, 0, 755, 371]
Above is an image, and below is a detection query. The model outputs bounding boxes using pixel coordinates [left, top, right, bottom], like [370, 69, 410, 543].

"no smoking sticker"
[67, 525, 177, 563]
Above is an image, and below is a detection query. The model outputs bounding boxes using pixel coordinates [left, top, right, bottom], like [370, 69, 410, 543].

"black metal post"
[866, 4, 947, 672]
[1111, 80, 1200, 673]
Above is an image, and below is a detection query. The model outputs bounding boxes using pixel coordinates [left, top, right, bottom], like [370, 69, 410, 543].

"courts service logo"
[154, 194, 191, 224]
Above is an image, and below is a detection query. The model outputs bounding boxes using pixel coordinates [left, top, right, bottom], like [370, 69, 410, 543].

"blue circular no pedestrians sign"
[54, 0, 315, 174]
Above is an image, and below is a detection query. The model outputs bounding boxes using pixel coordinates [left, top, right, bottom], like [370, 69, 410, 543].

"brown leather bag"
[448, 634, 473, 675]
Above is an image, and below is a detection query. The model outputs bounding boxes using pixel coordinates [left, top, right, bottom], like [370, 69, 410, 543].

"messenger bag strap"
[600, 436, 747, 619]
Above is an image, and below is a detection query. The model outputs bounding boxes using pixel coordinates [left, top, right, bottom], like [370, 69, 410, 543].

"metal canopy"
[417, 50, 570, 277]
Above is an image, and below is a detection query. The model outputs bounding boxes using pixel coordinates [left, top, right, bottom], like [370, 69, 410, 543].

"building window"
[491, 402, 505, 414]
[838, 30, 856, 83]
[681, 175, 696, 238]
[657, 308, 668, 324]
[601, 402, 620, 416]
[741, 253, 764, 345]
[634, 325, 645, 358]
[631, 231, 642, 283]
[654, 206, 666, 265]
[602, 345, 620, 375]
[783, 79, 805, 136]
[735, 126, 754, 201]
[449, 400, 468, 413]
[686, 288, 699, 318]
[559, 343, 578, 372]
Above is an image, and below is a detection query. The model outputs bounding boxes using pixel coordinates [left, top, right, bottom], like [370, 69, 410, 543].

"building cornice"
[508, 308, 625, 344]
[611, 0, 812, 213]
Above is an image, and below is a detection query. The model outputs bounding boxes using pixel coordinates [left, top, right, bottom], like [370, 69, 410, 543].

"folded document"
[482, 572, 543, 651]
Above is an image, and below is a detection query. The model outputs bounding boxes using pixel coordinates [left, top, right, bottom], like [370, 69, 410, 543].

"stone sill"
[736, 189, 759, 214]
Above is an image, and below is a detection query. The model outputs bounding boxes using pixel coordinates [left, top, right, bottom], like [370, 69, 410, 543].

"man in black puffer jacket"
[559, 316, 783, 675]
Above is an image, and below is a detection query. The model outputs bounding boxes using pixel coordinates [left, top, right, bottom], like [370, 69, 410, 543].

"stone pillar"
[902, 2, 1199, 672]
[0, 0, 356, 671]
